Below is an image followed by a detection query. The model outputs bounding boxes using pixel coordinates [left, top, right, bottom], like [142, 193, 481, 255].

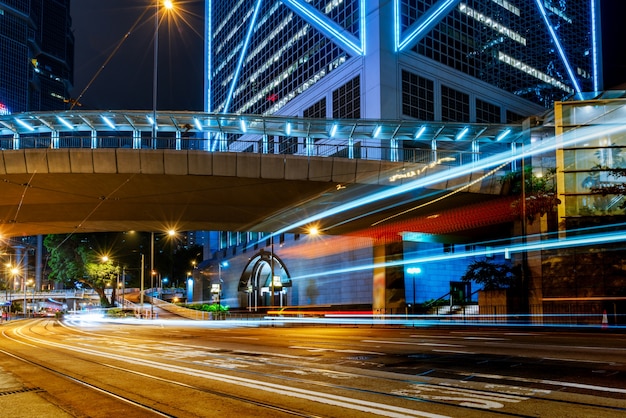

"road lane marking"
[227, 336, 259, 340]
[363, 340, 465, 348]
[289, 346, 384, 355]
[432, 349, 473, 354]
[462, 337, 508, 341]
[543, 357, 619, 366]
[466, 372, 626, 394]
[281, 368, 353, 380]
[392, 383, 529, 409]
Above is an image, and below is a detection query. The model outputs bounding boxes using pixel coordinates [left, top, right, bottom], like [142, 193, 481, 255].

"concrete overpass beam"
[188, 151, 213, 175]
[25, 149, 50, 173]
[285, 155, 310, 180]
[261, 154, 286, 179]
[69, 149, 95, 173]
[93, 149, 119, 173]
[4, 149, 27, 173]
[355, 159, 385, 184]
[138, 150, 165, 174]
[163, 150, 188, 175]
[117, 149, 142, 173]
[47, 150, 71, 173]
[331, 158, 357, 183]
[308, 157, 333, 182]
[213, 152, 237, 176]
[237, 153, 261, 178]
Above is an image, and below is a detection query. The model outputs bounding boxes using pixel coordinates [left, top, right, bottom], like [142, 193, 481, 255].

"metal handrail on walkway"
[1, 111, 526, 165]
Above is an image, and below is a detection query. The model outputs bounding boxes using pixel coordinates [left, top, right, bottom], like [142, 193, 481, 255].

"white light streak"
[56, 116, 73, 130]
[15, 118, 35, 131]
[101, 116, 116, 130]
[273, 122, 626, 245]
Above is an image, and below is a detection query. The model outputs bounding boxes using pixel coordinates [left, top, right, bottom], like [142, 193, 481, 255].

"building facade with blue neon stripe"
[207, 0, 600, 121]
[200, 0, 615, 319]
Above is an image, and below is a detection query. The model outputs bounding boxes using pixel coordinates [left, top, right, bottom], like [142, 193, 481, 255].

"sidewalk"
[0, 365, 73, 417]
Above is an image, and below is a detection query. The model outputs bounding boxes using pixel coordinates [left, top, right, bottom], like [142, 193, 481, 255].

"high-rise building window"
[441, 85, 469, 122]
[332, 76, 360, 119]
[476, 98, 501, 123]
[278, 136, 298, 154]
[304, 98, 327, 119]
[412, 0, 593, 108]
[506, 110, 525, 124]
[401, 70, 434, 120]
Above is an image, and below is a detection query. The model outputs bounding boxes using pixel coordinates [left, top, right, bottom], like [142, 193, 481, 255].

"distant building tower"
[0, 0, 74, 114]
[206, 0, 601, 122]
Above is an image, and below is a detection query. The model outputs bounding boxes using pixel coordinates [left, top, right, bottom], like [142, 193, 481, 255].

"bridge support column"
[372, 241, 405, 316]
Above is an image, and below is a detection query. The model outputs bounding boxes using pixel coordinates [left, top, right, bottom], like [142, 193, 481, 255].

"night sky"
[70, 0, 626, 111]
[70, 0, 205, 111]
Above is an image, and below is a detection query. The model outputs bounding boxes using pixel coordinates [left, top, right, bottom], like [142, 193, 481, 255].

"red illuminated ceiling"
[351, 196, 518, 241]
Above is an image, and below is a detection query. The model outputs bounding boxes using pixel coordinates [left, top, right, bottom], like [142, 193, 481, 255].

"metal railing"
[0, 135, 513, 168]
[1, 110, 524, 168]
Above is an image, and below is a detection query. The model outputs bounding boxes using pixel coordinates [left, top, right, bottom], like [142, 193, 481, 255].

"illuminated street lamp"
[406, 266, 422, 314]
[217, 261, 228, 314]
[27, 279, 34, 316]
[150, 229, 176, 317]
[186, 272, 193, 304]
[9, 266, 25, 317]
[152, 0, 175, 146]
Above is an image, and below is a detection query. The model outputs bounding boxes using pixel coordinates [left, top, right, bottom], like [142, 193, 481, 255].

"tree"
[460, 260, 521, 291]
[44, 234, 120, 307]
[44, 232, 203, 306]
[503, 166, 560, 223]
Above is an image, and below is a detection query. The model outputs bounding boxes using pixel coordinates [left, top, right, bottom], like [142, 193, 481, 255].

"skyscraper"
[207, 0, 600, 123]
[0, 0, 74, 114]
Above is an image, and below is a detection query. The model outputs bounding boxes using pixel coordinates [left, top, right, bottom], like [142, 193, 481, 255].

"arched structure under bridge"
[237, 250, 291, 310]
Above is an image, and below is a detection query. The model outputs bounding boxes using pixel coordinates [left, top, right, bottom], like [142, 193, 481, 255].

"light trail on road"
[0, 318, 624, 417]
[269, 122, 626, 239]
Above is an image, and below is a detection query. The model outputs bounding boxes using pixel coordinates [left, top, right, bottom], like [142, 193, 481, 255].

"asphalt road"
[0, 317, 624, 417]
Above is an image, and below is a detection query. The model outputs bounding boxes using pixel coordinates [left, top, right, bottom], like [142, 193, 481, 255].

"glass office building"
[202, 1, 606, 313]
[207, 0, 601, 122]
[0, 0, 74, 114]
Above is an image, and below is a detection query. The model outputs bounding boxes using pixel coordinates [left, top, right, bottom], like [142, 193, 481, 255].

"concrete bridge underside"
[0, 149, 508, 238]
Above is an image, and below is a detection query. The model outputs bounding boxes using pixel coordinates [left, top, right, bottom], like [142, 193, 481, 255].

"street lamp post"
[140, 253, 145, 316]
[270, 234, 275, 307]
[406, 267, 421, 314]
[22, 277, 26, 317]
[152, 0, 174, 147]
[152, 1, 159, 145]
[28, 279, 34, 316]
[150, 231, 154, 318]
[217, 261, 228, 317]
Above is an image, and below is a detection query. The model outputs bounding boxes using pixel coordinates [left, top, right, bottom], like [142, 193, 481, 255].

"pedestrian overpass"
[0, 110, 528, 238]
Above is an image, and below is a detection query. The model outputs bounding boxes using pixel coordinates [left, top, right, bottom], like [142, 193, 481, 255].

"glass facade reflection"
[556, 97, 626, 218]
[0, 0, 74, 114]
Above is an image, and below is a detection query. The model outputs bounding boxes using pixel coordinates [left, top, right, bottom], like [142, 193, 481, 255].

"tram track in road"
[0, 348, 175, 417]
[0, 320, 325, 418]
[4, 320, 457, 418]
[0, 348, 323, 418]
